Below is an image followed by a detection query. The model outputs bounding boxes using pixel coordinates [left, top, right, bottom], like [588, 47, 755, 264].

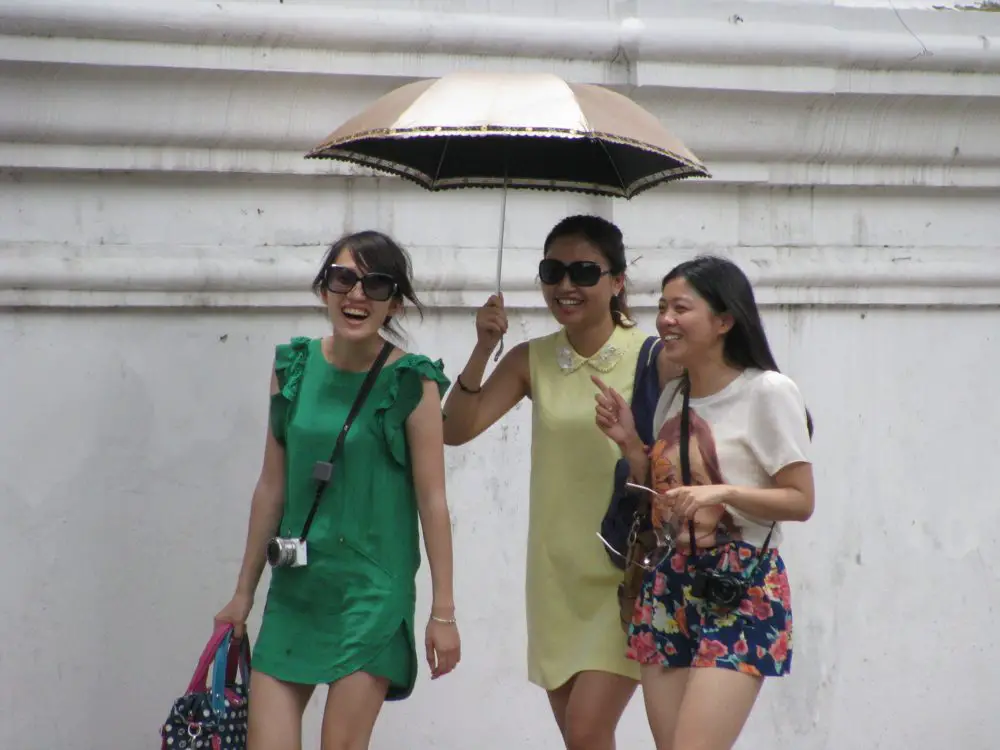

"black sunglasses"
[538, 259, 610, 288]
[325, 265, 398, 302]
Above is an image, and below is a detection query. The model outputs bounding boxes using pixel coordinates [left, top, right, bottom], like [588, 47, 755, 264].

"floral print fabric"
[627, 542, 793, 678]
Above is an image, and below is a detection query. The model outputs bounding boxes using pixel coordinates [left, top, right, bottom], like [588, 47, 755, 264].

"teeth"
[663, 334, 681, 341]
[556, 299, 582, 306]
[343, 308, 369, 319]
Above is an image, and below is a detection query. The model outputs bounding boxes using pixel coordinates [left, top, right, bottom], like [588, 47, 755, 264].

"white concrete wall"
[1, 1, 999, 749]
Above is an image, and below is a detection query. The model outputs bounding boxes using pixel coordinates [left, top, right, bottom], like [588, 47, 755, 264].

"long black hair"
[311, 230, 424, 339]
[663, 256, 813, 437]
[543, 215, 634, 328]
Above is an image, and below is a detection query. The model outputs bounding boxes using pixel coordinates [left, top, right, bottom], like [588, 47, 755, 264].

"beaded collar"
[555, 326, 628, 374]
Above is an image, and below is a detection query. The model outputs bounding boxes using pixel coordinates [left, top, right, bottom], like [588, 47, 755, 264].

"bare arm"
[441, 341, 530, 445]
[621, 434, 651, 486]
[661, 462, 816, 530]
[593, 374, 652, 485]
[722, 462, 815, 523]
[233, 370, 287, 598]
[407, 378, 462, 678]
[407, 379, 457, 617]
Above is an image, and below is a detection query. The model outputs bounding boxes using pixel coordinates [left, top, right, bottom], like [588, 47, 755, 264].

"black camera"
[690, 569, 748, 609]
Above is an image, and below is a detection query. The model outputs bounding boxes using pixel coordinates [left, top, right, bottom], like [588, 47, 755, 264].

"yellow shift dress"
[526, 324, 647, 690]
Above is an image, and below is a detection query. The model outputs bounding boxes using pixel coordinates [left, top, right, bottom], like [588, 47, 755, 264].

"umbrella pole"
[493, 178, 508, 362]
[496, 182, 507, 296]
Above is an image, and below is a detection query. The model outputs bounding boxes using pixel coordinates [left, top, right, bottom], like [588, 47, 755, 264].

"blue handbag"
[600, 335, 664, 571]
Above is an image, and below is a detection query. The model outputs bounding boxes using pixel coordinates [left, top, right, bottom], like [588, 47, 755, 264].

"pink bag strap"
[185, 623, 233, 695]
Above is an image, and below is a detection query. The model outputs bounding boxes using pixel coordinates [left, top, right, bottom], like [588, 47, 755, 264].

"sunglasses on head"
[538, 258, 610, 288]
[325, 265, 398, 302]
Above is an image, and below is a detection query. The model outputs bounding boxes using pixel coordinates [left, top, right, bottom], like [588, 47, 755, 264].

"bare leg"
[639, 665, 690, 750]
[246, 671, 315, 750]
[319, 671, 391, 750]
[547, 674, 577, 739]
[547, 670, 638, 750]
[671, 668, 763, 750]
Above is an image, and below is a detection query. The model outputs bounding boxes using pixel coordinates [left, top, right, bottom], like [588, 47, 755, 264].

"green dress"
[252, 336, 449, 700]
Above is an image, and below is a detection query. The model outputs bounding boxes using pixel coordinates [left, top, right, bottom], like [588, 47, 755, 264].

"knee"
[668, 729, 723, 750]
[563, 715, 613, 750]
[321, 719, 376, 750]
[321, 736, 366, 750]
[667, 739, 706, 750]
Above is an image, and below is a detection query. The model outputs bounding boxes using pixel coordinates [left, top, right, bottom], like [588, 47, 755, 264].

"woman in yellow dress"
[443, 215, 677, 749]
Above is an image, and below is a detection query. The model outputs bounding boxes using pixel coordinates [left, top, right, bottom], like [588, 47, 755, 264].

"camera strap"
[679, 377, 775, 569]
[297, 339, 394, 542]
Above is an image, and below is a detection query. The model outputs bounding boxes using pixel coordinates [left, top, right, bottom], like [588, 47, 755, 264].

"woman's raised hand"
[592, 375, 637, 448]
[475, 294, 508, 352]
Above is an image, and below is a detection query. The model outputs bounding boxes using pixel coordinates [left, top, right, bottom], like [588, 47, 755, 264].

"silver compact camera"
[266, 537, 308, 568]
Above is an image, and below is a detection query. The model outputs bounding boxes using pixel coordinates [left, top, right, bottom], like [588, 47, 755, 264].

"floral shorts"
[627, 542, 793, 678]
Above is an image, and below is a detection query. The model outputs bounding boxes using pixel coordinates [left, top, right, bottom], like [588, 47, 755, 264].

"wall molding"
[3, 0, 999, 75]
[1, 1, 1000, 189]
[1, 1, 998, 311]
[3, 245, 999, 309]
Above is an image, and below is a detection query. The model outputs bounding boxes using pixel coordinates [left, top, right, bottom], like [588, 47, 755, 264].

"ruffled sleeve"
[373, 355, 450, 466]
[269, 336, 311, 446]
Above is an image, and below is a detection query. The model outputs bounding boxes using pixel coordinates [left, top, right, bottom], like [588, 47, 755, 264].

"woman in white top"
[593, 255, 815, 750]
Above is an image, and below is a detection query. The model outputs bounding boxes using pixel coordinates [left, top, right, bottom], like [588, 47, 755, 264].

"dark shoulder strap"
[630, 336, 664, 447]
[298, 339, 394, 541]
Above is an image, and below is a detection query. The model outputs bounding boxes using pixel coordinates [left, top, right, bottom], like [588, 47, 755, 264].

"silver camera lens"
[266, 537, 298, 568]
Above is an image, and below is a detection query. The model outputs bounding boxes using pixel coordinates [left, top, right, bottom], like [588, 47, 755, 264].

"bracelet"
[430, 614, 457, 625]
[456, 374, 482, 394]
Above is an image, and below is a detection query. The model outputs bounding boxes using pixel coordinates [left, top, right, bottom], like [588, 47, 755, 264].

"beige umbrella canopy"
[307, 71, 709, 357]
[307, 71, 709, 197]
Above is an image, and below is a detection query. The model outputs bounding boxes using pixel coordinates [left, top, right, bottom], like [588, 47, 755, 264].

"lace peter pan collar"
[554, 327, 627, 374]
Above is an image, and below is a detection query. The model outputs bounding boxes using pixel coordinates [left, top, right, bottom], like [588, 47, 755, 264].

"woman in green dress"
[215, 230, 461, 750]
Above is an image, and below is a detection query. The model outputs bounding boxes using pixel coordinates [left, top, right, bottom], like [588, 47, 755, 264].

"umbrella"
[306, 70, 709, 356]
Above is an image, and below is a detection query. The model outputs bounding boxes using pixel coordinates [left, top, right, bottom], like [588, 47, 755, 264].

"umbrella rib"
[430, 138, 451, 188]
[568, 80, 629, 197]
[595, 138, 629, 197]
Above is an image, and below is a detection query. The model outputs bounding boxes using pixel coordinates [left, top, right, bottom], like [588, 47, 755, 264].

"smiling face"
[656, 275, 733, 368]
[540, 234, 624, 330]
[320, 246, 401, 342]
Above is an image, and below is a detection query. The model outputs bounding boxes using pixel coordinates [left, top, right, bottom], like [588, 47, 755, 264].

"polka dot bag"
[160, 623, 249, 750]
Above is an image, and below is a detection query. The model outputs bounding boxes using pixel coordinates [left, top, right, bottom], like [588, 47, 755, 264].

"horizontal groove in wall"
[3, 245, 998, 308]
[4, 37, 1000, 99]
[2, 145, 999, 190]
